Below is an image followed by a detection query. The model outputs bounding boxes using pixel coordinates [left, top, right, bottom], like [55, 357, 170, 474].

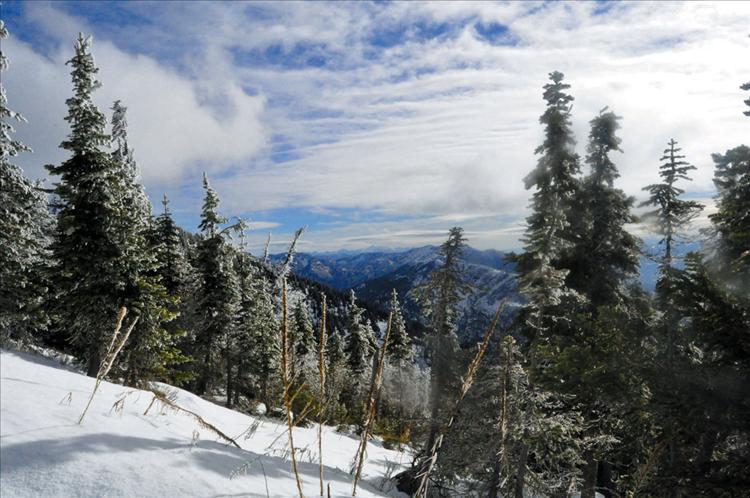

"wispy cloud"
[5, 1, 749, 252]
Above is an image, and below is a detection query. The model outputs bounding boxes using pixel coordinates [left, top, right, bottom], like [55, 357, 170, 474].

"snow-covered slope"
[0, 349, 408, 498]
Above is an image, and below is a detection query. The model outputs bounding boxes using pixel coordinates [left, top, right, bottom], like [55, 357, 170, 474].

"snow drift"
[0, 349, 408, 497]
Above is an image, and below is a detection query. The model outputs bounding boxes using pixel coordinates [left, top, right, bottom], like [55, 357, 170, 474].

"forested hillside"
[2, 18, 749, 498]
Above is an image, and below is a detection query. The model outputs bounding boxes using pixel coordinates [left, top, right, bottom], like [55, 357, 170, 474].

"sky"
[2, 1, 749, 255]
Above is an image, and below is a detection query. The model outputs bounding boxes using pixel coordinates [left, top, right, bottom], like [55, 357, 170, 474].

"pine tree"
[192, 173, 239, 394]
[154, 195, 190, 296]
[444, 336, 585, 498]
[246, 276, 280, 408]
[291, 299, 315, 382]
[568, 108, 639, 306]
[659, 94, 750, 495]
[105, 100, 185, 386]
[0, 20, 51, 343]
[641, 139, 703, 280]
[415, 227, 469, 469]
[706, 145, 750, 288]
[514, 71, 583, 355]
[386, 289, 411, 364]
[741, 80, 749, 117]
[344, 290, 375, 379]
[640, 140, 703, 494]
[46, 34, 131, 375]
[325, 326, 346, 417]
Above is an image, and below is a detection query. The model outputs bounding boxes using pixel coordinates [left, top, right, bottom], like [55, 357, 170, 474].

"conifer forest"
[1, 3, 748, 498]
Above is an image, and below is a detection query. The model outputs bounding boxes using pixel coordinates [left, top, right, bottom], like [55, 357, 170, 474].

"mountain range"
[272, 246, 521, 345]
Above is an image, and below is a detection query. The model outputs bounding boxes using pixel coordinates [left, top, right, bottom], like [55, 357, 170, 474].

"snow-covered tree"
[514, 71, 582, 356]
[0, 20, 51, 343]
[344, 290, 375, 378]
[192, 173, 239, 394]
[290, 299, 315, 383]
[445, 336, 585, 498]
[568, 108, 639, 306]
[246, 276, 280, 407]
[386, 289, 411, 364]
[46, 34, 132, 375]
[154, 195, 191, 295]
[641, 139, 703, 281]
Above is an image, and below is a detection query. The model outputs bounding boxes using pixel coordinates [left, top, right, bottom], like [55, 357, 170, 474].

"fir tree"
[46, 34, 129, 375]
[0, 20, 51, 343]
[706, 145, 750, 287]
[106, 100, 185, 386]
[444, 336, 585, 498]
[291, 299, 315, 381]
[386, 289, 411, 364]
[640, 140, 703, 494]
[416, 227, 468, 467]
[569, 108, 639, 306]
[344, 290, 375, 378]
[154, 195, 190, 296]
[514, 71, 582, 355]
[246, 276, 280, 408]
[641, 139, 703, 279]
[660, 106, 750, 495]
[192, 173, 239, 394]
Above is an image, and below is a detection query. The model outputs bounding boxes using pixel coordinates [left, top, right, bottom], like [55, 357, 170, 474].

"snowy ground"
[0, 349, 409, 498]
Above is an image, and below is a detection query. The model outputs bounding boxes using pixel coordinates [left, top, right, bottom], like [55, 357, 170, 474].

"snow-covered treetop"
[1, 20, 32, 160]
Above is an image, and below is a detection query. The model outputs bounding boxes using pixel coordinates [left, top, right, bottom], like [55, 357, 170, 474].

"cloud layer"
[4, 1, 749, 252]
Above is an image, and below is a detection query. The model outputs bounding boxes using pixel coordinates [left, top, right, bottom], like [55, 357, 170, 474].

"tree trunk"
[514, 441, 528, 498]
[582, 450, 598, 498]
[225, 357, 233, 408]
[598, 460, 614, 498]
[86, 344, 101, 377]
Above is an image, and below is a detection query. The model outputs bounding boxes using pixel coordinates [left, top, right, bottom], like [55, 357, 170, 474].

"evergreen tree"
[568, 108, 639, 306]
[640, 140, 703, 494]
[741, 80, 749, 117]
[325, 326, 347, 416]
[659, 102, 750, 495]
[444, 336, 584, 498]
[706, 145, 750, 287]
[46, 34, 131, 375]
[416, 227, 468, 465]
[514, 71, 582, 355]
[343, 290, 375, 378]
[154, 195, 190, 296]
[246, 276, 280, 408]
[0, 20, 51, 343]
[106, 100, 185, 386]
[641, 139, 703, 279]
[290, 299, 315, 382]
[386, 289, 412, 364]
[192, 173, 239, 394]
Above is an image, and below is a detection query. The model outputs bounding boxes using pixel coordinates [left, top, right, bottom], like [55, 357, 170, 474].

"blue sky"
[3, 1, 749, 254]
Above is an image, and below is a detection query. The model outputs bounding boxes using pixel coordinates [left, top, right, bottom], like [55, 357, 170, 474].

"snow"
[0, 349, 409, 498]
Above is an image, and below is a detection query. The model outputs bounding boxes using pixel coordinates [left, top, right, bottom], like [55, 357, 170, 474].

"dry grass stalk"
[318, 293, 328, 496]
[78, 307, 138, 424]
[281, 279, 305, 498]
[414, 299, 507, 498]
[144, 387, 241, 448]
[352, 310, 393, 496]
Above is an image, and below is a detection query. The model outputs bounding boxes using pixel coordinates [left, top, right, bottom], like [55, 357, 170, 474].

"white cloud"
[6, 3, 267, 187]
[4, 1, 749, 251]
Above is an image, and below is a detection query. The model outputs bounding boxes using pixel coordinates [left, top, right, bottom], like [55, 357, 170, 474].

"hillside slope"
[0, 349, 407, 498]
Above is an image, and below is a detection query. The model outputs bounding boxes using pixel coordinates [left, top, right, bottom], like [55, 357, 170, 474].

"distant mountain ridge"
[272, 246, 511, 290]
[272, 246, 521, 345]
